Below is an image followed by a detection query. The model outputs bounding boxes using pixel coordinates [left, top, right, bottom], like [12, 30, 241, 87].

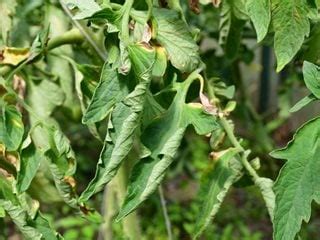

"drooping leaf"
[82, 64, 130, 124]
[270, 117, 320, 240]
[0, 105, 24, 151]
[193, 148, 242, 239]
[79, 44, 155, 202]
[80, 83, 148, 202]
[16, 139, 43, 192]
[44, 127, 78, 208]
[302, 61, 320, 98]
[272, 0, 317, 71]
[152, 8, 200, 73]
[246, 0, 270, 42]
[117, 75, 218, 220]
[219, 0, 247, 60]
[0, 178, 60, 240]
[254, 177, 275, 221]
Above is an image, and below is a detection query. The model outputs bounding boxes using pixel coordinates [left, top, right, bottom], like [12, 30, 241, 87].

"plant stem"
[115, 166, 141, 240]
[98, 182, 117, 240]
[219, 117, 243, 151]
[47, 28, 84, 50]
[0, 28, 86, 77]
[59, 0, 108, 61]
[158, 186, 173, 240]
[121, 0, 134, 43]
[219, 117, 259, 180]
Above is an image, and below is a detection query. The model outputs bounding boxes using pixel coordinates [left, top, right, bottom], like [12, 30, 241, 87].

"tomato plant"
[1, 0, 320, 239]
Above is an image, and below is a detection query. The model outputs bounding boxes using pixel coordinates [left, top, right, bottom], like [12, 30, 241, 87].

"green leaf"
[304, 23, 320, 63]
[193, 148, 242, 239]
[303, 61, 320, 98]
[82, 64, 130, 124]
[80, 84, 147, 202]
[28, 79, 65, 118]
[63, 0, 101, 20]
[117, 75, 218, 220]
[16, 140, 42, 192]
[152, 8, 200, 73]
[45, 127, 78, 208]
[219, 0, 246, 60]
[270, 117, 320, 240]
[0, 178, 60, 240]
[29, 26, 50, 61]
[246, 0, 270, 42]
[85, 7, 122, 31]
[290, 94, 317, 113]
[152, 47, 167, 78]
[254, 177, 275, 221]
[1, 200, 42, 240]
[272, 0, 317, 71]
[79, 44, 155, 202]
[127, 43, 156, 81]
[0, 105, 24, 151]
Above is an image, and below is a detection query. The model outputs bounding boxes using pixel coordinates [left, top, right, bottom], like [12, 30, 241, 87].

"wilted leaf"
[254, 177, 275, 220]
[82, 64, 130, 124]
[16, 140, 43, 193]
[117, 74, 218, 220]
[80, 44, 155, 202]
[0, 47, 30, 66]
[0, 105, 24, 151]
[0, 178, 60, 240]
[194, 148, 242, 238]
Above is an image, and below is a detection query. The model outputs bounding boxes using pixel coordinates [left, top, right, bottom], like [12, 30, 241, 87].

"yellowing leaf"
[0, 47, 30, 66]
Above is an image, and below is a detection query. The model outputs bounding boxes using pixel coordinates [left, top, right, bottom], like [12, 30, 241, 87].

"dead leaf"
[0, 47, 30, 66]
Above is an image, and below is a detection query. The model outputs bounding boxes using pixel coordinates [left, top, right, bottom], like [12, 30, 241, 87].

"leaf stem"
[121, 0, 135, 43]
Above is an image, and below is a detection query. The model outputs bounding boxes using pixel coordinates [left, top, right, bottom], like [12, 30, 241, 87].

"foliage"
[1, 0, 320, 239]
